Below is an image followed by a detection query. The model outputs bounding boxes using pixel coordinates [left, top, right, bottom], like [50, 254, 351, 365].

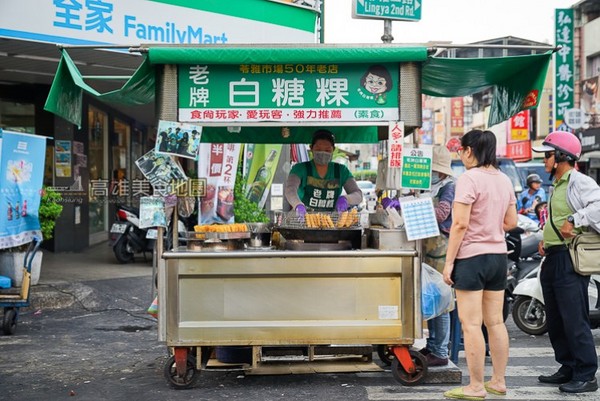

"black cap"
[311, 129, 335, 147]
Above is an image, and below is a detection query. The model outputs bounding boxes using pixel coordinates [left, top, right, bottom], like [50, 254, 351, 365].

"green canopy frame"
[44, 44, 552, 143]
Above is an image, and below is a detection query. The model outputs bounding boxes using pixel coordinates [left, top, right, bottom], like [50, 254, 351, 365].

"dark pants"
[540, 248, 598, 381]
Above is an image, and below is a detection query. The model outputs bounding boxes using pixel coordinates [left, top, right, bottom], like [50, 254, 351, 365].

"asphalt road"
[2, 277, 600, 401]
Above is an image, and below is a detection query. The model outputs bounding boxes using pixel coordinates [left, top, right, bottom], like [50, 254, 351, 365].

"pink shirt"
[454, 167, 516, 259]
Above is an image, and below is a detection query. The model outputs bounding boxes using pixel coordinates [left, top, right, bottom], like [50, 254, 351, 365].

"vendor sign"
[198, 143, 241, 224]
[0, 131, 47, 250]
[179, 63, 399, 123]
[400, 145, 433, 190]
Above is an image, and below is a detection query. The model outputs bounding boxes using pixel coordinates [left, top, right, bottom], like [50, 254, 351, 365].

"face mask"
[313, 151, 332, 165]
[431, 172, 442, 185]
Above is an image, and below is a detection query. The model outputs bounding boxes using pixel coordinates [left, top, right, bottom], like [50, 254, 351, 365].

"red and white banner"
[198, 143, 241, 224]
[509, 110, 530, 142]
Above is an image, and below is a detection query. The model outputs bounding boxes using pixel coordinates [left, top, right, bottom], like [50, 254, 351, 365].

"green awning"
[43, 45, 552, 139]
[145, 45, 430, 64]
[422, 52, 551, 126]
[44, 49, 155, 128]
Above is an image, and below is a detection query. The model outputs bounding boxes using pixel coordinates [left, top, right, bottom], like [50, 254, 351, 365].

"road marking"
[366, 385, 599, 400]
[508, 346, 600, 358]
[366, 346, 600, 400]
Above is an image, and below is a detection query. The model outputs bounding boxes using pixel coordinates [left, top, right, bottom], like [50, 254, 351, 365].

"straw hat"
[432, 145, 454, 177]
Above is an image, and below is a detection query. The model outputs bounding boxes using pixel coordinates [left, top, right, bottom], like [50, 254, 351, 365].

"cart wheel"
[163, 355, 200, 389]
[3, 308, 17, 335]
[377, 345, 395, 366]
[391, 349, 427, 386]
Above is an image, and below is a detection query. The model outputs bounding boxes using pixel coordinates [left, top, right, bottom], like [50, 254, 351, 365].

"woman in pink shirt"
[442, 130, 517, 401]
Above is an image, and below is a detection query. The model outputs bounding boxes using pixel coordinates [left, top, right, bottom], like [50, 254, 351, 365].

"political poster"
[0, 130, 47, 250]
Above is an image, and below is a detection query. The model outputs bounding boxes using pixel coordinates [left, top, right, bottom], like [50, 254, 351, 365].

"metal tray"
[189, 231, 251, 240]
[276, 227, 361, 243]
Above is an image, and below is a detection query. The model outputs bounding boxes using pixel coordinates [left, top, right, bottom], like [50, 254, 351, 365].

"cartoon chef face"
[363, 72, 388, 94]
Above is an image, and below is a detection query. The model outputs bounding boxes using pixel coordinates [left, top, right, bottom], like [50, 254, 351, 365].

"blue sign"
[0, 131, 47, 250]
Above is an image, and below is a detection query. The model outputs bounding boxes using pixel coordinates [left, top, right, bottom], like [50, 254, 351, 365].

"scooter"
[511, 265, 600, 335]
[110, 205, 154, 264]
[505, 215, 544, 300]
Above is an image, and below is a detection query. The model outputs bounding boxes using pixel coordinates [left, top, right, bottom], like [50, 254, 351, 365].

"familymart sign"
[178, 63, 400, 123]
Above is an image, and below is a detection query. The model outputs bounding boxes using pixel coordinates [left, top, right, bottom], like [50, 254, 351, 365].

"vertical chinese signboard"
[555, 8, 574, 130]
[450, 97, 464, 136]
[508, 110, 530, 142]
[179, 63, 399, 123]
[388, 121, 404, 168]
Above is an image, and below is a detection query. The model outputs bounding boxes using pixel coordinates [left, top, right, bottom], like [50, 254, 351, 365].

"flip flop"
[443, 387, 486, 401]
[484, 381, 507, 396]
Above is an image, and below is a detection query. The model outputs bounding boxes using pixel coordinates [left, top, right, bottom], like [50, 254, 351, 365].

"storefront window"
[0, 99, 35, 133]
[88, 106, 108, 238]
[112, 118, 131, 204]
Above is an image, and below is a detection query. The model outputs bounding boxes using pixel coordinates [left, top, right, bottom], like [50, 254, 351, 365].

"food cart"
[150, 44, 429, 389]
[45, 43, 553, 389]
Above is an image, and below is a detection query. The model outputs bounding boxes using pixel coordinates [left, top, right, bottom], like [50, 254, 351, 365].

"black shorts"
[452, 253, 507, 291]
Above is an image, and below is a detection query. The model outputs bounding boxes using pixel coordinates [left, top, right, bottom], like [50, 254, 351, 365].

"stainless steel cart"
[159, 244, 424, 388]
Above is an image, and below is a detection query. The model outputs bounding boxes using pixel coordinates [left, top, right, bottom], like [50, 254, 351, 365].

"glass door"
[111, 118, 131, 205]
[88, 106, 109, 244]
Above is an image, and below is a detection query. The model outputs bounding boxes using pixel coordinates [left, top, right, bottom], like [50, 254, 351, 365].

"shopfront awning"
[44, 44, 552, 143]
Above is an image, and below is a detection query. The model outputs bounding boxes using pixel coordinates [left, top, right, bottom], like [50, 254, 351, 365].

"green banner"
[178, 63, 399, 123]
[401, 146, 432, 190]
[555, 8, 574, 129]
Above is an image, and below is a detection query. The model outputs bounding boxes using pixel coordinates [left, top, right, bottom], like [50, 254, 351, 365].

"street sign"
[352, 0, 422, 21]
[564, 108, 587, 130]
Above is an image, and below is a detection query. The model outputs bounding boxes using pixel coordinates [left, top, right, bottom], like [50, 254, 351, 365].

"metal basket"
[276, 210, 360, 230]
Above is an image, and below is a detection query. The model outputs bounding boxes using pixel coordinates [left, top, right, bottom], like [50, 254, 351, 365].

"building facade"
[0, 0, 320, 251]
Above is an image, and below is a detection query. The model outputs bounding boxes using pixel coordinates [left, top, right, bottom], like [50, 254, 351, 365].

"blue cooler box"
[0, 275, 12, 289]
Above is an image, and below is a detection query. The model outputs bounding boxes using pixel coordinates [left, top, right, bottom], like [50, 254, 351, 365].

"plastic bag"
[421, 262, 454, 321]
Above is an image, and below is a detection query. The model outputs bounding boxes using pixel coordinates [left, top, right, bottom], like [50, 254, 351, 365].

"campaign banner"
[198, 143, 241, 224]
[0, 131, 47, 250]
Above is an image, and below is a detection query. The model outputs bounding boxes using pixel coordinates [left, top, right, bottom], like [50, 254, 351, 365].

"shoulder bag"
[568, 230, 600, 275]
[548, 200, 600, 275]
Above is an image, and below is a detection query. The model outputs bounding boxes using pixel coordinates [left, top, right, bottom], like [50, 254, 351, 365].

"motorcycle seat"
[119, 204, 138, 215]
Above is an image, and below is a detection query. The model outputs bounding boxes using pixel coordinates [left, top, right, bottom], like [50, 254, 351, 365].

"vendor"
[285, 129, 363, 215]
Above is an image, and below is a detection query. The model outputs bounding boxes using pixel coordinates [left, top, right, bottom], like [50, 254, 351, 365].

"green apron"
[302, 163, 342, 211]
